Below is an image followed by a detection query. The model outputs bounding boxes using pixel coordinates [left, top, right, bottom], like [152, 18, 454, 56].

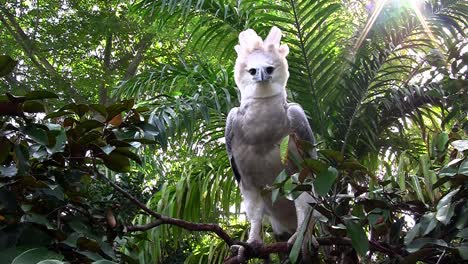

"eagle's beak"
[253, 67, 273, 82]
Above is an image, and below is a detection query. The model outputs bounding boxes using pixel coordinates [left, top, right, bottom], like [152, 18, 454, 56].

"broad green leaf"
[451, 140, 468, 152]
[458, 159, 468, 176]
[302, 159, 328, 174]
[271, 188, 280, 203]
[280, 135, 289, 164]
[274, 170, 288, 184]
[420, 155, 434, 202]
[23, 101, 45, 113]
[436, 203, 455, 225]
[320, 149, 344, 163]
[0, 55, 17, 77]
[422, 213, 438, 236]
[410, 175, 425, 203]
[46, 128, 66, 154]
[0, 137, 12, 163]
[92, 260, 118, 264]
[13, 144, 29, 176]
[37, 260, 65, 264]
[314, 166, 338, 196]
[11, 248, 63, 264]
[24, 91, 58, 101]
[115, 148, 142, 165]
[459, 246, 468, 260]
[456, 203, 468, 229]
[345, 220, 369, 257]
[406, 238, 448, 253]
[21, 213, 52, 228]
[456, 228, 468, 239]
[102, 152, 131, 172]
[78, 120, 104, 132]
[340, 160, 367, 171]
[439, 165, 458, 177]
[24, 125, 49, 146]
[437, 187, 460, 210]
[45, 110, 74, 119]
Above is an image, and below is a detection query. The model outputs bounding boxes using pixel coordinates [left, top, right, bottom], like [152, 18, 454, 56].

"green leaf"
[340, 160, 367, 171]
[271, 188, 280, 203]
[345, 220, 369, 257]
[78, 120, 104, 132]
[456, 228, 468, 239]
[46, 128, 66, 154]
[302, 159, 328, 174]
[437, 187, 460, 210]
[24, 125, 49, 146]
[274, 170, 288, 184]
[406, 238, 448, 253]
[106, 100, 133, 122]
[11, 248, 63, 264]
[439, 165, 458, 177]
[37, 260, 65, 264]
[314, 166, 338, 196]
[456, 203, 468, 229]
[24, 91, 58, 101]
[0, 137, 12, 163]
[451, 140, 468, 152]
[320, 149, 344, 163]
[458, 159, 468, 176]
[13, 144, 29, 176]
[92, 260, 118, 264]
[0, 55, 18, 77]
[45, 110, 74, 119]
[114, 148, 142, 165]
[459, 246, 468, 260]
[102, 152, 131, 172]
[21, 213, 52, 228]
[23, 101, 45, 113]
[436, 203, 455, 225]
[280, 135, 289, 164]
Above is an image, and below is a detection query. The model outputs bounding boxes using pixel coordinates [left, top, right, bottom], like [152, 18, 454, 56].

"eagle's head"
[234, 26, 289, 101]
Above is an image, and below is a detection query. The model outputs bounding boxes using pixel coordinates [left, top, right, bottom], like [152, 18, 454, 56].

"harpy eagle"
[225, 26, 317, 253]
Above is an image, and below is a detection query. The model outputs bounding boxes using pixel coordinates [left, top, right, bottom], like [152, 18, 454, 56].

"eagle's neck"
[240, 82, 286, 101]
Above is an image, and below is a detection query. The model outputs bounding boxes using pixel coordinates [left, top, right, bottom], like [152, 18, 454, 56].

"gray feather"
[287, 103, 317, 158]
[225, 108, 241, 182]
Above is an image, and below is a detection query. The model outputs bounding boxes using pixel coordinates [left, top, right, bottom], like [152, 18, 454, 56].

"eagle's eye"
[266, 66, 275, 74]
[248, 68, 257, 76]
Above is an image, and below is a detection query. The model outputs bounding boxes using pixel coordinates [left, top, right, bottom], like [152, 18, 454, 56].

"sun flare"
[353, 0, 438, 53]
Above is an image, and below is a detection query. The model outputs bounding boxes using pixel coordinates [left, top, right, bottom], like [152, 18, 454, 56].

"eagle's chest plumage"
[231, 96, 290, 188]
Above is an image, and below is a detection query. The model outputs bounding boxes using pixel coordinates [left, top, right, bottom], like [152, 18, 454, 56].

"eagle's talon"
[246, 239, 263, 255]
[229, 244, 247, 263]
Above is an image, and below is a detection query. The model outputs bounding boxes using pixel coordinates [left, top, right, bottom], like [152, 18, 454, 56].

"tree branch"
[123, 34, 153, 81]
[94, 166, 403, 263]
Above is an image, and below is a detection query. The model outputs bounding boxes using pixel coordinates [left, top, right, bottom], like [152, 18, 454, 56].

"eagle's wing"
[225, 107, 242, 182]
[287, 103, 317, 159]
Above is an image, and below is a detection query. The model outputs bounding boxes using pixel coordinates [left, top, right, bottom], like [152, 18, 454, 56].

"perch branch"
[94, 167, 401, 263]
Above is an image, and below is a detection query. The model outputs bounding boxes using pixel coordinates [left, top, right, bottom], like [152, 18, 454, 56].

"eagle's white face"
[234, 27, 289, 101]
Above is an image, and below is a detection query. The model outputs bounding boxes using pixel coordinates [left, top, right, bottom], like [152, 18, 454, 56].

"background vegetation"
[0, 0, 467, 263]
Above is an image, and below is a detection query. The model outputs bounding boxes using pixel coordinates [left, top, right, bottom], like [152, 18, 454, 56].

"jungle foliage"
[0, 0, 467, 263]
